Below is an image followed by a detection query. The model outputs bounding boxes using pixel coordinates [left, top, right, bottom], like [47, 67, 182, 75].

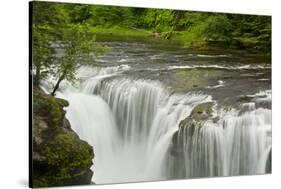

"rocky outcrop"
[32, 88, 94, 188]
[171, 102, 215, 151]
[168, 102, 216, 178]
[179, 102, 215, 129]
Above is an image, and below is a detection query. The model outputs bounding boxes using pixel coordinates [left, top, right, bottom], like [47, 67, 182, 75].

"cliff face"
[32, 88, 94, 188]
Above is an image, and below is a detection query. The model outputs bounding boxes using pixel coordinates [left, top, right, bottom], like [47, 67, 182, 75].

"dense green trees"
[32, 2, 107, 95]
[32, 2, 63, 86]
[32, 2, 271, 92]
[66, 4, 270, 53]
[229, 14, 271, 51]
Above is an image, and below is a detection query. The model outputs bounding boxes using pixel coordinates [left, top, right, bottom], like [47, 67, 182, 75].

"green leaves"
[142, 9, 174, 32]
[32, 2, 108, 93]
[191, 15, 232, 41]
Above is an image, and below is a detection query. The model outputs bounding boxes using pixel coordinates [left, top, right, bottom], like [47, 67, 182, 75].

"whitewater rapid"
[52, 65, 272, 184]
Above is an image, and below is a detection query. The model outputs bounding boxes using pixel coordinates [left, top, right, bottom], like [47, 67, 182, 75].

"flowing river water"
[46, 39, 271, 184]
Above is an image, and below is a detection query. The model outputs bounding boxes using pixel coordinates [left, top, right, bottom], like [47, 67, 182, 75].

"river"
[48, 38, 271, 184]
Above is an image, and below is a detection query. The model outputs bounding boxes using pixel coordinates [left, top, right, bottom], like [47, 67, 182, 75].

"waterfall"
[170, 106, 271, 178]
[57, 66, 271, 184]
[222, 108, 271, 175]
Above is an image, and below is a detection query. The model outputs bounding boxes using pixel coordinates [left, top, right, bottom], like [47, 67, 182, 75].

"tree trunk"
[164, 11, 185, 40]
[51, 73, 65, 96]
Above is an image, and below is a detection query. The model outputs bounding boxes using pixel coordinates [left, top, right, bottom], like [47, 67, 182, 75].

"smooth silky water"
[51, 40, 271, 184]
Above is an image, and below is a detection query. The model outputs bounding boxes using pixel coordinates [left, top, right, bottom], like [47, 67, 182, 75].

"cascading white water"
[171, 105, 271, 178]
[58, 65, 271, 184]
[91, 78, 213, 179]
[61, 66, 212, 184]
[64, 93, 122, 183]
[222, 108, 271, 175]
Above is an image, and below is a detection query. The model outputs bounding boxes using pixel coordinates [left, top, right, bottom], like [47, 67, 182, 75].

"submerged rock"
[32, 88, 94, 188]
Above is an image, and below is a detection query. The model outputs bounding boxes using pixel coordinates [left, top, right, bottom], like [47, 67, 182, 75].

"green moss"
[45, 131, 94, 172]
[33, 130, 94, 186]
[33, 130, 94, 187]
[33, 88, 68, 128]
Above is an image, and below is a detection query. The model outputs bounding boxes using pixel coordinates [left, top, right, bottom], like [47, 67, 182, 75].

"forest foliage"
[61, 3, 271, 51]
[32, 1, 271, 93]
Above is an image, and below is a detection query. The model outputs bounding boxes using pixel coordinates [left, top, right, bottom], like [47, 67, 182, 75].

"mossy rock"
[32, 130, 94, 187]
[32, 88, 94, 188]
[33, 88, 68, 128]
[45, 130, 94, 173]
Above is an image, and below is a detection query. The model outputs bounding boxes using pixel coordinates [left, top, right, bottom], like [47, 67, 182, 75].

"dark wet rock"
[212, 116, 220, 123]
[255, 100, 272, 109]
[265, 149, 272, 173]
[238, 95, 255, 102]
[32, 88, 94, 188]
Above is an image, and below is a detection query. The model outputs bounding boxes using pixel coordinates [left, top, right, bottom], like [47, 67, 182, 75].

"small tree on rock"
[50, 24, 106, 96]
